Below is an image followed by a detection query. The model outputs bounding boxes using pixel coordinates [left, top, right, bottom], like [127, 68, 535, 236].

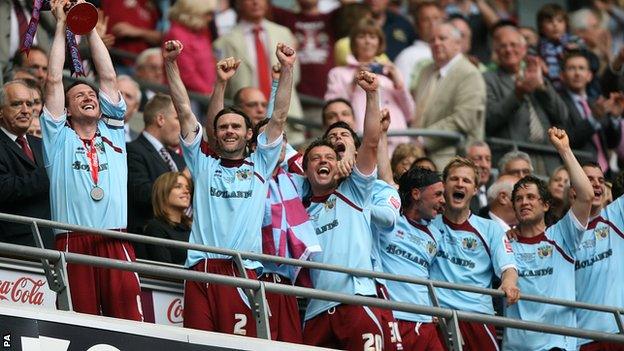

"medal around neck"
[90, 186, 104, 201]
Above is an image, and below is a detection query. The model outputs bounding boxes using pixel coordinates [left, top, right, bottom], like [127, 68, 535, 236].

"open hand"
[163, 40, 183, 62]
[276, 43, 296, 68]
[216, 57, 241, 82]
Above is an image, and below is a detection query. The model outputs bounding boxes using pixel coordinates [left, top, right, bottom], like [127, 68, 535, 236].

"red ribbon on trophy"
[21, 0, 98, 76]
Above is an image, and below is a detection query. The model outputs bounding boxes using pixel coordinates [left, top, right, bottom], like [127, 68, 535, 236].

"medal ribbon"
[21, 0, 44, 54]
[22, 0, 85, 76]
[82, 135, 99, 187]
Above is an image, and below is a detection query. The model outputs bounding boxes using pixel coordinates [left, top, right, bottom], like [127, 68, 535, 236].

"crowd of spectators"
[1, 0, 624, 350]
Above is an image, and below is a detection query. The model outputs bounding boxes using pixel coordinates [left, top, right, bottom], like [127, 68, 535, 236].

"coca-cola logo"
[167, 298, 183, 324]
[0, 276, 45, 305]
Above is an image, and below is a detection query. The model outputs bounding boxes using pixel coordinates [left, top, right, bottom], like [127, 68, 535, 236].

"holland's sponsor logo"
[575, 249, 612, 270]
[0, 276, 45, 305]
[72, 161, 108, 171]
[385, 244, 430, 268]
[436, 250, 475, 269]
[316, 219, 339, 235]
[519, 267, 553, 277]
[209, 187, 252, 199]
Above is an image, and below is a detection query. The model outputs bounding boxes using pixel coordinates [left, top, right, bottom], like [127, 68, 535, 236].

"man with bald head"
[0, 80, 51, 247]
[233, 87, 268, 126]
[412, 22, 486, 170]
[482, 174, 520, 230]
[484, 25, 568, 176]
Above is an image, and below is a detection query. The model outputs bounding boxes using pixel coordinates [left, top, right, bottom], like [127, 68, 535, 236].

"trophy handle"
[66, 2, 98, 35]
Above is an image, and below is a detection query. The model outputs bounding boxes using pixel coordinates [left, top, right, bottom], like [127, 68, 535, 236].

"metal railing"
[1, 212, 623, 349]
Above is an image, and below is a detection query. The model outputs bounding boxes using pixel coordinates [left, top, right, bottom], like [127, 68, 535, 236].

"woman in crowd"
[143, 172, 192, 265]
[164, 0, 217, 96]
[547, 165, 570, 225]
[325, 18, 414, 152]
[412, 157, 438, 172]
[391, 143, 424, 183]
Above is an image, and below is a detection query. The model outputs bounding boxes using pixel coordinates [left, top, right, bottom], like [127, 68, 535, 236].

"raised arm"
[84, 0, 118, 102]
[354, 71, 381, 175]
[377, 109, 396, 187]
[548, 127, 593, 226]
[162, 40, 199, 143]
[205, 57, 241, 148]
[44, 0, 68, 118]
[265, 43, 295, 144]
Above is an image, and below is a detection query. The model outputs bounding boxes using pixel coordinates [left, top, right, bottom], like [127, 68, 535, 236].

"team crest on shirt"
[594, 227, 609, 240]
[537, 245, 553, 258]
[235, 169, 253, 181]
[395, 230, 405, 239]
[462, 237, 478, 250]
[323, 198, 336, 211]
[214, 169, 222, 178]
[427, 241, 437, 255]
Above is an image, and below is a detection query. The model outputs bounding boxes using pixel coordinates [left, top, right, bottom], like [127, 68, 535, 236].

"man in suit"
[484, 25, 569, 176]
[413, 21, 486, 170]
[134, 48, 163, 111]
[213, 0, 302, 120]
[0, 0, 55, 84]
[0, 79, 51, 247]
[467, 140, 493, 213]
[559, 50, 622, 178]
[127, 93, 185, 236]
[233, 86, 268, 126]
[117, 75, 142, 142]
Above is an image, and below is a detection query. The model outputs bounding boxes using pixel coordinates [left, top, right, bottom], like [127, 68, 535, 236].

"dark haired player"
[300, 70, 385, 351]
[504, 127, 593, 351]
[379, 166, 446, 351]
[163, 39, 294, 336]
[43, 0, 142, 320]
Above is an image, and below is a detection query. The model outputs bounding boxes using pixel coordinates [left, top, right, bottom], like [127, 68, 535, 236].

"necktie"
[253, 26, 271, 99]
[159, 147, 178, 172]
[579, 97, 609, 172]
[16, 135, 34, 163]
[526, 99, 545, 143]
[11, 0, 29, 43]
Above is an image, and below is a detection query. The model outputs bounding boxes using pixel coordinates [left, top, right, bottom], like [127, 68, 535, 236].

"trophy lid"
[66, 2, 98, 35]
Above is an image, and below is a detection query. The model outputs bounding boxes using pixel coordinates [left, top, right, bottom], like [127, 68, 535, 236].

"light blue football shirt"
[41, 91, 127, 232]
[430, 214, 516, 314]
[575, 195, 624, 343]
[370, 180, 402, 281]
[503, 211, 585, 351]
[182, 124, 282, 269]
[304, 166, 377, 320]
[380, 215, 441, 322]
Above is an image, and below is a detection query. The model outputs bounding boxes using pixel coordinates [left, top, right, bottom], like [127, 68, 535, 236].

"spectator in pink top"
[324, 18, 414, 153]
[164, 0, 217, 95]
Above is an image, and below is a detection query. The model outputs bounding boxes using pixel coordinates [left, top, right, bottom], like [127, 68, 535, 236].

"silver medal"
[90, 186, 104, 201]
